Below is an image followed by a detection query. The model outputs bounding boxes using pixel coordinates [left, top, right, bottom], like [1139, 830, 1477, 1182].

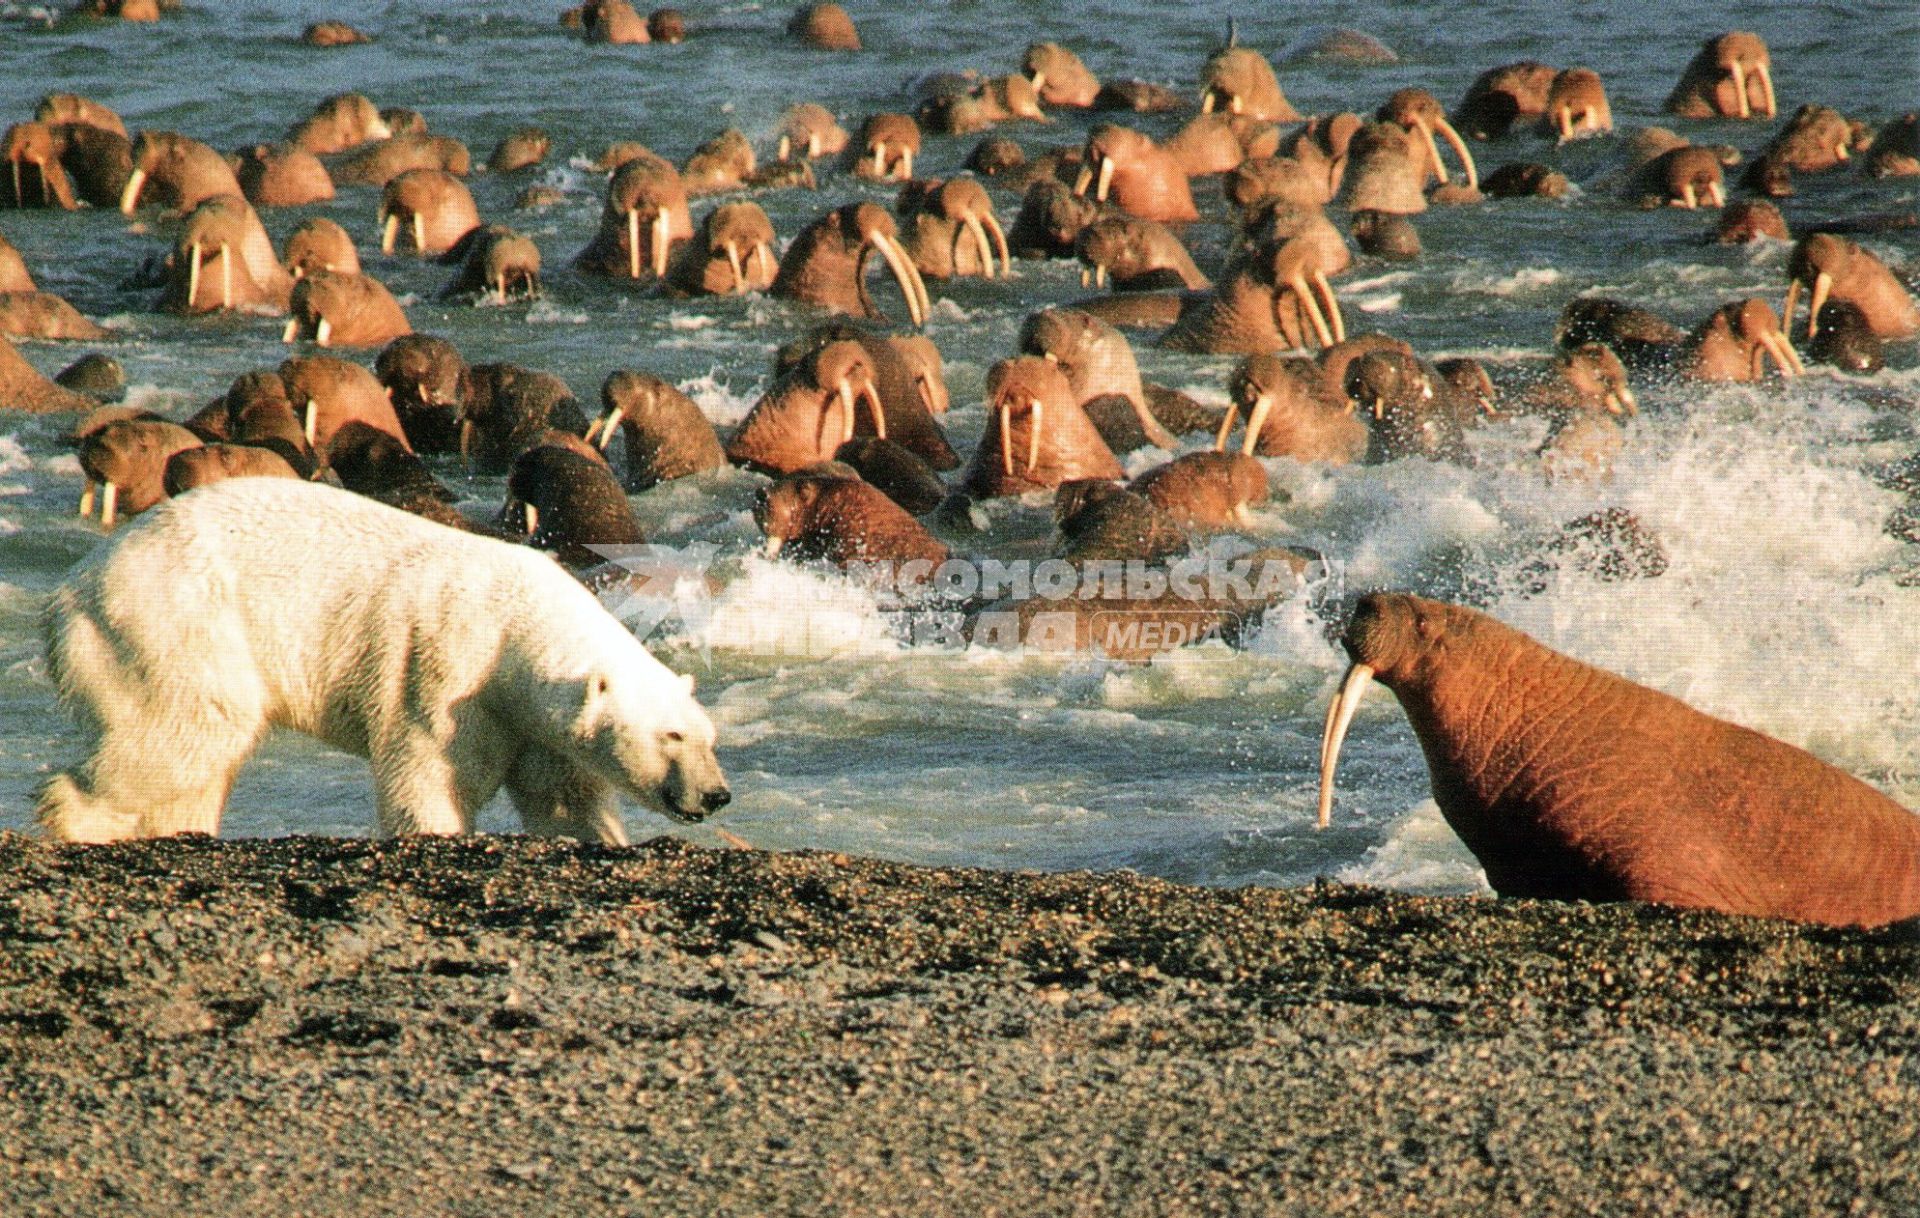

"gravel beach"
[0, 832, 1915, 1216]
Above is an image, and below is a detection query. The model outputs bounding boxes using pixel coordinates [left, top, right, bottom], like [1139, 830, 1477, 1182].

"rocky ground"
[0, 831, 1915, 1217]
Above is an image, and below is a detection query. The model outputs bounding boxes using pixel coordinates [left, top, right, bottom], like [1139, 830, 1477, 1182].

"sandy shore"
[0, 832, 1914, 1216]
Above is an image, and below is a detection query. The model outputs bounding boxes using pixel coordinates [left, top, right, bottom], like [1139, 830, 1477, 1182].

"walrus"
[1052, 479, 1187, 563]
[503, 442, 645, 567]
[379, 169, 481, 257]
[283, 270, 411, 348]
[755, 473, 948, 568]
[788, 2, 859, 51]
[235, 142, 334, 208]
[328, 420, 478, 533]
[1318, 593, 1920, 927]
[485, 128, 550, 174]
[289, 93, 391, 155]
[770, 201, 929, 326]
[73, 417, 203, 527]
[1022, 42, 1100, 109]
[1215, 352, 1365, 463]
[588, 370, 726, 490]
[0, 333, 94, 413]
[772, 322, 957, 469]
[1129, 451, 1269, 529]
[375, 334, 470, 453]
[161, 442, 301, 496]
[280, 355, 413, 461]
[848, 113, 919, 181]
[283, 217, 361, 280]
[961, 355, 1123, 499]
[1782, 233, 1920, 340]
[330, 133, 471, 188]
[0, 292, 108, 341]
[461, 364, 588, 474]
[441, 225, 541, 303]
[726, 340, 887, 476]
[831, 436, 946, 516]
[1019, 307, 1176, 452]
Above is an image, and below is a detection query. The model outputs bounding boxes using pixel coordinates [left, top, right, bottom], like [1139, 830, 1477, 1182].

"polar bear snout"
[658, 744, 732, 823]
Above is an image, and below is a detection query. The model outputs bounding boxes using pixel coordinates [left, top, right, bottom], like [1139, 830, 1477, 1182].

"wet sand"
[0, 831, 1915, 1216]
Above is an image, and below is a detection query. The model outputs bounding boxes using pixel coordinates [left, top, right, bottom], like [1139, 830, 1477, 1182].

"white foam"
[680, 371, 761, 426]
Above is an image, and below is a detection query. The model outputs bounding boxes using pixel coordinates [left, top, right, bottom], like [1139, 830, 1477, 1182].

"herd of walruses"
[4, 3, 1918, 927]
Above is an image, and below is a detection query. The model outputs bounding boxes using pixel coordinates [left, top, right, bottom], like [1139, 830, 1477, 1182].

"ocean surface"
[0, 0, 1915, 894]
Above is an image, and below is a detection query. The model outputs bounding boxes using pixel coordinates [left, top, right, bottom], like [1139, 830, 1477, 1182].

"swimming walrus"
[1318, 593, 1920, 928]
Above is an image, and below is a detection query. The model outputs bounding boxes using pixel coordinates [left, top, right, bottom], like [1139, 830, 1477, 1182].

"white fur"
[38, 478, 728, 844]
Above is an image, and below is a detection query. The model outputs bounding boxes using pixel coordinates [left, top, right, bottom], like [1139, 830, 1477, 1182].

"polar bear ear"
[681, 673, 695, 695]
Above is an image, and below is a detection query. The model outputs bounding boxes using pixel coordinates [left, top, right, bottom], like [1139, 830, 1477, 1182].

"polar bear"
[38, 478, 730, 844]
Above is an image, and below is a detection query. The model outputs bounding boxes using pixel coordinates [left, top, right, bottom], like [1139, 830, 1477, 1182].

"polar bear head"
[569, 665, 731, 824]
[513, 615, 731, 823]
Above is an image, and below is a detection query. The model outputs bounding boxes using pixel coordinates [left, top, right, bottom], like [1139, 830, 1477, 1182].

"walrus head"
[1317, 592, 1472, 827]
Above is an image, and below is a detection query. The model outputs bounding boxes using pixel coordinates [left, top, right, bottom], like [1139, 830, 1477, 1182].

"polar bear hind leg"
[505, 746, 629, 846]
[39, 596, 261, 842]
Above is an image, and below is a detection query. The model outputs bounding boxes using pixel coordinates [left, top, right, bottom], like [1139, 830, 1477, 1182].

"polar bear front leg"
[505, 747, 630, 846]
[370, 727, 499, 838]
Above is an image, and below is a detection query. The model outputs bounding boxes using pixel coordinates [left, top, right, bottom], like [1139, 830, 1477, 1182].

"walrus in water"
[503, 442, 646, 568]
[279, 355, 413, 461]
[755, 472, 948, 568]
[161, 442, 301, 496]
[1318, 593, 1920, 927]
[72, 416, 202, 527]
[1129, 452, 1269, 529]
[770, 201, 929, 326]
[962, 355, 1123, 499]
[1782, 233, 1920, 340]
[588, 370, 725, 490]
[727, 340, 889, 476]
[1214, 353, 1365, 463]
[461, 364, 589, 474]
[283, 270, 411, 348]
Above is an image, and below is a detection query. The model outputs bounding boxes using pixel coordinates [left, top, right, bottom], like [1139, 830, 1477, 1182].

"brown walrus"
[1783, 233, 1920, 340]
[1129, 451, 1269, 528]
[755, 473, 948, 568]
[279, 355, 413, 461]
[161, 442, 302, 496]
[727, 339, 888, 476]
[73, 417, 203, 527]
[283, 270, 411, 348]
[962, 355, 1123, 499]
[0, 333, 94, 413]
[770, 201, 929, 326]
[589, 370, 726, 490]
[1215, 353, 1365, 463]
[1318, 593, 1920, 928]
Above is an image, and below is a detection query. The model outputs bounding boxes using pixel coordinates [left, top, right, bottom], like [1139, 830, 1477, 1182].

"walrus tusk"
[99, 482, 118, 530]
[1212, 402, 1238, 452]
[1781, 279, 1801, 334]
[1094, 155, 1114, 203]
[1774, 330, 1806, 376]
[520, 501, 538, 538]
[984, 212, 1011, 276]
[1730, 61, 1750, 119]
[861, 381, 886, 440]
[1201, 89, 1216, 115]
[1807, 270, 1833, 338]
[314, 317, 332, 347]
[627, 208, 641, 279]
[653, 210, 670, 279]
[1081, 266, 1092, 289]
[413, 212, 426, 253]
[304, 400, 319, 446]
[118, 166, 146, 214]
[459, 419, 474, 462]
[1834, 140, 1849, 162]
[281, 317, 301, 343]
[777, 134, 791, 162]
[754, 242, 774, 283]
[1242, 393, 1274, 457]
[1094, 262, 1107, 288]
[1028, 70, 1046, 96]
[1027, 397, 1043, 472]
[593, 406, 623, 451]
[186, 240, 202, 309]
[583, 416, 603, 444]
[78, 481, 95, 518]
[9, 158, 19, 206]
[964, 214, 995, 278]
[1073, 164, 1093, 197]
[999, 399, 1014, 477]
[1756, 61, 1776, 118]
[836, 379, 856, 445]
[1233, 503, 1255, 528]
[1679, 181, 1698, 210]
[381, 211, 399, 254]
[871, 142, 886, 177]
[1556, 105, 1574, 144]
[1312, 269, 1345, 344]
[220, 242, 232, 310]
[870, 231, 927, 326]
[1707, 180, 1726, 207]
[899, 149, 913, 180]
[1414, 116, 1448, 185]
[724, 240, 745, 293]
[1288, 274, 1335, 349]
[1435, 116, 1477, 190]
[1317, 662, 1375, 829]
